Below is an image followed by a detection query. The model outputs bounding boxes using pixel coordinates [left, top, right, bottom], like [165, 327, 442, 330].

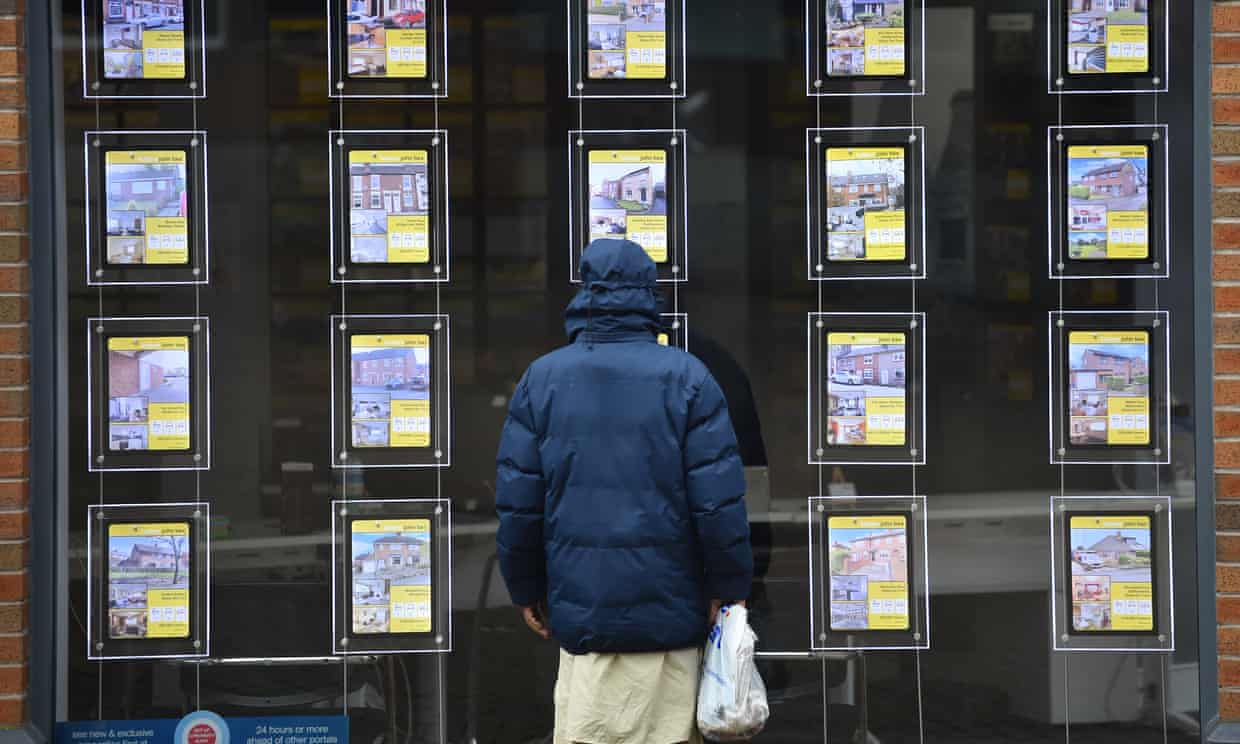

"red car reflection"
[391, 10, 425, 28]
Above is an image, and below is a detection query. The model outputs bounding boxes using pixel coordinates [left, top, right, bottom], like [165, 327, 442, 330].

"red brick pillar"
[0, 0, 29, 729]
[1220, 1, 1240, 725]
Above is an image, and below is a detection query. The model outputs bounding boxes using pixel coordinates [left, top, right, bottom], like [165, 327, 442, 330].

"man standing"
[496, 239, 753, 744]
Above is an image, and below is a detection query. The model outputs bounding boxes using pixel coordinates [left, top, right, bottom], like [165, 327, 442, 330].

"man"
[496, 239, 753, 744]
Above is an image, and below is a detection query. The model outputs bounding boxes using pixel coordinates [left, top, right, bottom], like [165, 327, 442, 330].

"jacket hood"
[565, 239, 661, 342]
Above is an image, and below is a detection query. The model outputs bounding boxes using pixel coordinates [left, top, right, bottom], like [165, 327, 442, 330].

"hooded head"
[565, 238, 661, 343]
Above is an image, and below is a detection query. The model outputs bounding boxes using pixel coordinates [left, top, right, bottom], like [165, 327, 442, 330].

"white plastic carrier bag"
[696, 604, 769, 741]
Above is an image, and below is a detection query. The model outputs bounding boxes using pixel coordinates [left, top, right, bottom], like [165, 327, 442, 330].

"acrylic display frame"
[808, 495, 930, 651]
[87, 502, 210, 661]
[332, 498, 453, 655]
[806, 127, 926, 281]
[87, 316, 211, 472]
[81, 0, 207, 100]
[326, 0, 448, 99]
[1048, 310, 1169, 466]
[1047, 124, 1168, 280]
[328, 129, 450, 284]
[568, 129, 688, 284]
[85, 130, 209, 287]
[330, 314, 452, 469]
[659, 312, 687, 351]
[567, 0, 686, 99]
[808, 312, 926, 466]
[1049, 495, 1173, 653]
[1047, 0, 1167, 94]
[806, 0, 925, 97]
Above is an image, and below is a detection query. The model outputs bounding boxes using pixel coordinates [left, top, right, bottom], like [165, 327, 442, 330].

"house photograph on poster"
[1066, 145, 1149, 260]
[1067, 331, 1150, 446]
[587, 151, 669, 262]
[101, 0, 186, 80]
[348, 151, 431, 264]
[107, 338, 191, 453]
[1068, 515, 1153, 632]
[828, 515, 910, 631]
[351, 519, 433, 635]
[105, 151, 189, 266]
[349, 335, 431, 449]
[1066, 0, 1149, 74]
[825, 0, 906, 77]
[585, 0, 668, 80]
[825, 332, 907, 446]
[346, 0, 428, 78]
[107, 523, 191, 640]
[825, 147, 906, 262]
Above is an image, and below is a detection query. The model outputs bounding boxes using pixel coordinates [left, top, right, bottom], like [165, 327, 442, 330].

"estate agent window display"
[331, 498, 453, 654]
[568, 130, 688, 284]
[568, 0, 686, 99]
[807, 127, 926, 282]
[1047, 124, 1168, 280]
[806, 0, 926, 97]
[809, 495, 930, 651]
[328, 0, 448, 99]
[331, 314, 451, 469]
[87, 316, 211, 472]
[1048, 310, 1169, 466]
[329, 129, 450, 284]
[808, 312, 926, 466]
[85, 130, 209, 286]
[1049, 495, 1174, 653]
[87, 502, 210, 660]
[82, 0, 207, 99]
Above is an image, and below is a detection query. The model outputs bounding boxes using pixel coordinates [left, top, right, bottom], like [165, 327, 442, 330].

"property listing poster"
[346, 0, 428, 78]
[107, 336, 191, 452]
[1066, 145, 1149, 260]
[828, 515, 910, 631]
[105, 151, 189, 266]
[348, 150, 430, 264]
[351, 519, 433, 634]
[825, 0, 906, 77]
[588, 150, 668, 263]
[826, 332, 906, 446]
[107, 522, 191, 640]
[1068, 330, 1150, 446]
[1069, 515, 1154, 632]
[585, 0, 668, 80]
[350, 335, 432, 449]
[825, 147, 906, 262]
[1067, 1, 1149, 75]
[101, 0, 187, 80]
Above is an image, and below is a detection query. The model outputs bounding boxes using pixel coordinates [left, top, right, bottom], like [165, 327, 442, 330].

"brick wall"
[1220, 1, 1240, 723]
[0, 0, 28, 729]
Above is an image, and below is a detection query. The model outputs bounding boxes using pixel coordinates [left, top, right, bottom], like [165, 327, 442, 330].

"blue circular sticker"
[175, 711, 229, 744]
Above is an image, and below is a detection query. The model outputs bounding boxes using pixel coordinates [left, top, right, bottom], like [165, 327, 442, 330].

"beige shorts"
[553, 646, 704, 744]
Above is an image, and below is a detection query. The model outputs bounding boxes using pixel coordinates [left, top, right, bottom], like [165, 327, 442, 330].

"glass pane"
[56, 0, 1203, 741]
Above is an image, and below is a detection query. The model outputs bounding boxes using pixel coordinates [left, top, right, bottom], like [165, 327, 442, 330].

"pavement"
[589, 195, 666, 215]
[352, 383, 430, 402]
[587, 14, 665, 31]
[141, 378, 189, 404]
[1068, 194, 1147, 212]
[1071, 562, 1152, 581]
[828, 381, 905, 397]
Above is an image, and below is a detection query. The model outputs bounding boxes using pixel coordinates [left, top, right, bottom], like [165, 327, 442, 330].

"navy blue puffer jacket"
[495, 239, 753, 655]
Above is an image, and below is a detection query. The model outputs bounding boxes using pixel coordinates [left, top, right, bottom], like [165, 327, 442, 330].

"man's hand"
[521, 603, 551, 640]
[709, 599, 747, 626]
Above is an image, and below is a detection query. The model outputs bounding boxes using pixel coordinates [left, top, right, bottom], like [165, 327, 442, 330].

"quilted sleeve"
[684, 372, 754, 601]
[495, 374, 548, 607]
